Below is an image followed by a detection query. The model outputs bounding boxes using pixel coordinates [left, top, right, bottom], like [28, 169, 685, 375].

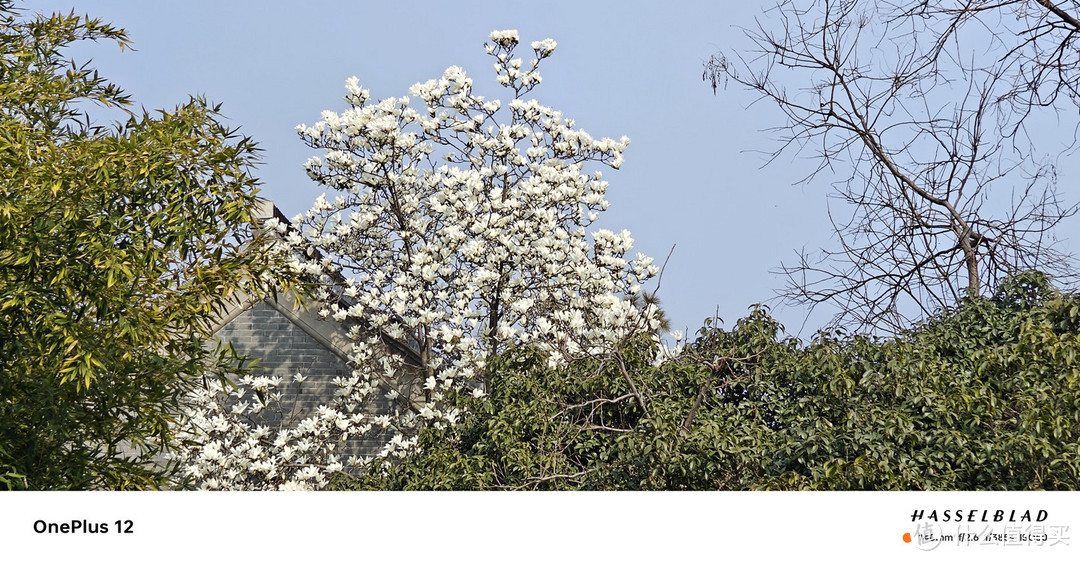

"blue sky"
[26, 0, 1077, 338]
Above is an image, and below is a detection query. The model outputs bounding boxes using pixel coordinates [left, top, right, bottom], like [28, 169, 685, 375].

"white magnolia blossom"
[175, 31, 660, 490]
[173, 372, 416, 490]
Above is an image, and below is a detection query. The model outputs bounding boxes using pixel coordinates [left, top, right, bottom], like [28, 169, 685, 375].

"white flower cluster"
[176, 31, 659, 489]
[172, 372, 421, 490]
[488, 29, 519, 46]
[653, 329, 687, 366]
[483, 29, 556, 93]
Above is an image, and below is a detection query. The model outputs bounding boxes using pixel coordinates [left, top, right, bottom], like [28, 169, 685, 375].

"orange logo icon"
[903, 533, 912, 543]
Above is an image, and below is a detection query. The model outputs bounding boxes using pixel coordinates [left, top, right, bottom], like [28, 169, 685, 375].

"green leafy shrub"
[340, 272, 1080, 490]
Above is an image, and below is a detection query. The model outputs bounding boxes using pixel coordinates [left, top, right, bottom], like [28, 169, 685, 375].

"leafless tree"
[706, 0, 1080, 332]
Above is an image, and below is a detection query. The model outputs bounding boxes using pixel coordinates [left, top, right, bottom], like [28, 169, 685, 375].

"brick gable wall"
[214, 300, 400, 459]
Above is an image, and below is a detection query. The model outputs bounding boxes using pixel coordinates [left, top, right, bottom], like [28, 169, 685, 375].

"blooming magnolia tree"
[175, 30, 660, 489]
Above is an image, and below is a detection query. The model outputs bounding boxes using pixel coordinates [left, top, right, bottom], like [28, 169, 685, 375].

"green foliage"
[730, 270, 1080, 490]
[341, 272, 1080, 490]
[0, 3, 283, 489]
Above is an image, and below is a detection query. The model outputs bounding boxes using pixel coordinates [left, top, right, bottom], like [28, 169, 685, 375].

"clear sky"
[23, 0, 1080, 339]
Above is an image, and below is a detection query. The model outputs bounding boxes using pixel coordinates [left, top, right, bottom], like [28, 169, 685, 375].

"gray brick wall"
[217, 300, 346, 409]
[214, 300, 397, 458]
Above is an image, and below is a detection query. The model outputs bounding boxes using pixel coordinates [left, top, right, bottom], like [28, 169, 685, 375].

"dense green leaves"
[343, 272, 1080, 490]
[0, 3, 284, 489]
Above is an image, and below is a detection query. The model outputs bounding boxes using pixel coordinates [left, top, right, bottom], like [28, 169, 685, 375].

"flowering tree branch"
[176, 30, 661, 490]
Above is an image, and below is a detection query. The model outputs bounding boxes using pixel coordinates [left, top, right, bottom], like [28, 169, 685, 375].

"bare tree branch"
[707, 0, 1078, 332]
